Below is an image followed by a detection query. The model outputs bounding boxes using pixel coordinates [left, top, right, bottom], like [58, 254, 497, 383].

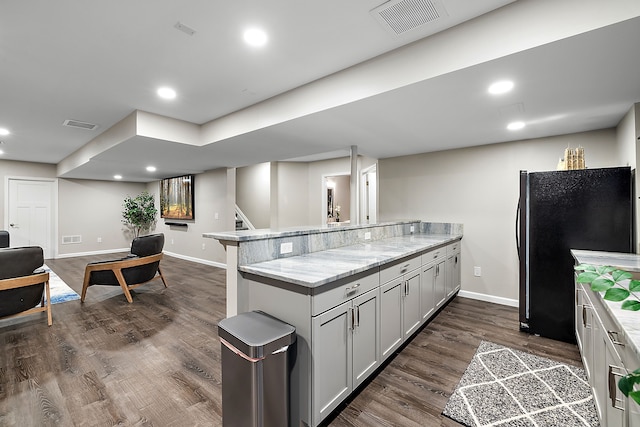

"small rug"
[42, 264, 80, 304]
[442, 341, 599, 427]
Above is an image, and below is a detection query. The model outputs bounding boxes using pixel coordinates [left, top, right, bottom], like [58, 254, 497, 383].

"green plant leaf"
[612, 269, 633, 282]
[597, 265, 615, 275]
[604, 287, 630, 302]
[621, 300, 640, 311]
[575, 264, 597, 272]
[619, 375, 634, 395]
[629, 280, 640, 292]
[590, 277, 615, 291]
[630, 390, 640, 406]
[576, 272, 599, 283]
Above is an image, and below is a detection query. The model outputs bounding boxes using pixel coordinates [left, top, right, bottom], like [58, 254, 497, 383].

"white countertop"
[239, 233, 461, 289]
[572, 249, 640, 363]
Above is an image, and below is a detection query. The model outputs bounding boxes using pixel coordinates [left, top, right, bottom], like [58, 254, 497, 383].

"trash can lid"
[218, 311, 296, 359]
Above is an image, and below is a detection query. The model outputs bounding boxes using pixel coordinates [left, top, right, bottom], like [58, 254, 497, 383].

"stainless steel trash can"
[218, 311, 296, 427]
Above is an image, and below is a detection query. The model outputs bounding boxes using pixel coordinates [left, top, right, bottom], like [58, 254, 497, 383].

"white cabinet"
[576, 281, 637, 427]
[380, 255, 421, 359]
[380, 277, 404, 359]
[312, 287, 380, 425]
[421, 247, 446, 320]
[445, 242, 461, 298]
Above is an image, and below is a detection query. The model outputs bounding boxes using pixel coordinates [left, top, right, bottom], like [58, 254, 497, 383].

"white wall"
[153, 167, 229, 266]
[379, 129, 621, 303]
[275, 162, 309, 228]
[616, 103, 640, 252]
[58, 179, 146, 255]
[236, 162, 270, 229]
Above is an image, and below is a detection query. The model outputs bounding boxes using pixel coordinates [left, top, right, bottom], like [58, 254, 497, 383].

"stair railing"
[235, 205, 256, 230]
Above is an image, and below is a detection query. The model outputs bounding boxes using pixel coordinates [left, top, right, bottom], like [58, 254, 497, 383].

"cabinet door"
[380, 278, 403, 360]
[420, 264, 435, 321]
[453, 252, 461, 293]
[605, 343, 626, 426]
[592, 310, 606, 421]
[312, 301, 352, 425]
[403, 269, 421, 340]
[434, 260, 446, 308]
[446, 254, 455, 298]
[352, 288, 380, 389]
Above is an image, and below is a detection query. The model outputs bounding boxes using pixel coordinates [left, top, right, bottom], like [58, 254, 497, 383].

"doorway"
[323, 174, 350, 225]
[5, 178, 56, 259]
[361, 164, 377, 224]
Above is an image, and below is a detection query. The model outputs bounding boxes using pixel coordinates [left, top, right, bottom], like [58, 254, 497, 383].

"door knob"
[9, 223, 15, 227]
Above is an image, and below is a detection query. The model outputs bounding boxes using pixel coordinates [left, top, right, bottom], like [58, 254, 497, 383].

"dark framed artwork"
[160, 175, 194, 220]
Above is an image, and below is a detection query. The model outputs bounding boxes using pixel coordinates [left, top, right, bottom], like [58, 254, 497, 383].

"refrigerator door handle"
[516, 197, 520, 260]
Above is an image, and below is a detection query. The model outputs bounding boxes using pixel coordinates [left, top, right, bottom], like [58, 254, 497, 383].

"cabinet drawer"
[447, 241, 460, 255]
[312, 272, 378, 316]
[421, 247, 446, 265]
[380, 255, 421, 284]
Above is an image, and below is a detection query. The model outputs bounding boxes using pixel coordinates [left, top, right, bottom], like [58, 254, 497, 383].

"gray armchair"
[81, 233, 168, 303]
[0, 246, 51, 326]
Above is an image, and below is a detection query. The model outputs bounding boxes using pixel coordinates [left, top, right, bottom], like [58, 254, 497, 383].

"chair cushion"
[0, 246, 45, 318]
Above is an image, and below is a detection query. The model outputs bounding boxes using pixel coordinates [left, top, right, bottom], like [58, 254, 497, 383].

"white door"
[7, 178, 55, 258]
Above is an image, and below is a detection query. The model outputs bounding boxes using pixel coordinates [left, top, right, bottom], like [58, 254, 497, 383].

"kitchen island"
[572, 249, 640, 426]
[207, 220, 462, 427]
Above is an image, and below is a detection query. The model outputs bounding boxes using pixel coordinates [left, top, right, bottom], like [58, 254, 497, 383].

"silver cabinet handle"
[346, 283, 360, 294]
[348, 307, 354, 331]
[608, 330, 625, 347]
[609, 365, 626, 411]
[355, 305, 360, 328]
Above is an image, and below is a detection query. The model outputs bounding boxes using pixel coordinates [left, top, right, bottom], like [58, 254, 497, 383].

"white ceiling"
[1, 0, 639, 182]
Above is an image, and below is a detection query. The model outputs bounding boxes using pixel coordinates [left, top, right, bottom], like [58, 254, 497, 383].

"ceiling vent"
[62, 119, 99, 131]
[371, 0, 448, 36]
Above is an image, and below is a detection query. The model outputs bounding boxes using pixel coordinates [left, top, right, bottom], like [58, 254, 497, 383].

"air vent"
[61, 235, 82, 244]
[62, 119, 99, 131]
[371, 0, 448, 36]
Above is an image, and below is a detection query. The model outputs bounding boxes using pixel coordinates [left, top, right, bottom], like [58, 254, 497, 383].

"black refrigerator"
[518, 167, 634, 343]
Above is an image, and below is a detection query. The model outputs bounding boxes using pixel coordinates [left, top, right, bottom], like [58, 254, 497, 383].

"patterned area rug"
[442, 341, 599, 427]
[42, 264, 80, 304]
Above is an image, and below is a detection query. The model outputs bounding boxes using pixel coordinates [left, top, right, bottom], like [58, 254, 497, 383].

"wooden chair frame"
[81, 253, 168, 303]
[0, 272, 51, 326]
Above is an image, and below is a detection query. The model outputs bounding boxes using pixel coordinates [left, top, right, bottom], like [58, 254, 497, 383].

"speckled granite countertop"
[240, 233, 461, 288]
[572, 249, 640, 364]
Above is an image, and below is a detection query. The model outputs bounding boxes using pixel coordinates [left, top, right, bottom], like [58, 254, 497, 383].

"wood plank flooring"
[0, 254, 582, 426]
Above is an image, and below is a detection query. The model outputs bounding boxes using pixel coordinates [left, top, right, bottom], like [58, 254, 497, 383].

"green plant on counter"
[575, 264, 640, 311]
[575, 263, 640, 404]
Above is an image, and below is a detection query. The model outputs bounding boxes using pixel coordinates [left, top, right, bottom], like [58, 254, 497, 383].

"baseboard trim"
[55, 248, 226, 270]
[163, 251, 226, 270]
[55, 247, 130, 258]
[458, 290, 518, 308]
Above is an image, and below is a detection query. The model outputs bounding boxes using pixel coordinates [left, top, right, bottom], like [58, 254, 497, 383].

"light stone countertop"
[572, 249, 640, 364]
[239, 233, 461, 289]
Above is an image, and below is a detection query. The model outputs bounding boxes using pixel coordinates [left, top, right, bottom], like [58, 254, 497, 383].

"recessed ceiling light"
[146, 166, 157, 172]
[0, 128, 10, 136]
[488, 80, 514, 95]
[0, 149, 4, 155]
[114, 174, 122, 180]
[157, 87, 177, 100]
[243, 28, 268, 47]
[507, 121, 526, 131]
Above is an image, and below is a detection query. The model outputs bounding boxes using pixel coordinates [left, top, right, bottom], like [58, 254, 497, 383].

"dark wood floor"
[0, 254, 582, 426]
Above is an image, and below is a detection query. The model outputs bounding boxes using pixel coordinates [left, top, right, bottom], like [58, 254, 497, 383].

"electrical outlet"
[364, 232, 371, 240]
[280, 242, 293, 254]
[474, 266, 482, 277]
[171, 239, 174, 245]
[202, 243, 206, 250]
[215, 212, 219, 220]
[97, 237, 102, 243]
[410, 225, 415, 233]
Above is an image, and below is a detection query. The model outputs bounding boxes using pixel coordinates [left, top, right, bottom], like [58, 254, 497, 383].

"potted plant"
[122, 191, 157, 238]
[575, 264, 640, 404]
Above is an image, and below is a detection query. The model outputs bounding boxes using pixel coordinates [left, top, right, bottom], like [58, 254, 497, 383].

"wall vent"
[371, 0, 448, 36]
[62, 119, 99, 131]
[61, 235, 82, 244]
